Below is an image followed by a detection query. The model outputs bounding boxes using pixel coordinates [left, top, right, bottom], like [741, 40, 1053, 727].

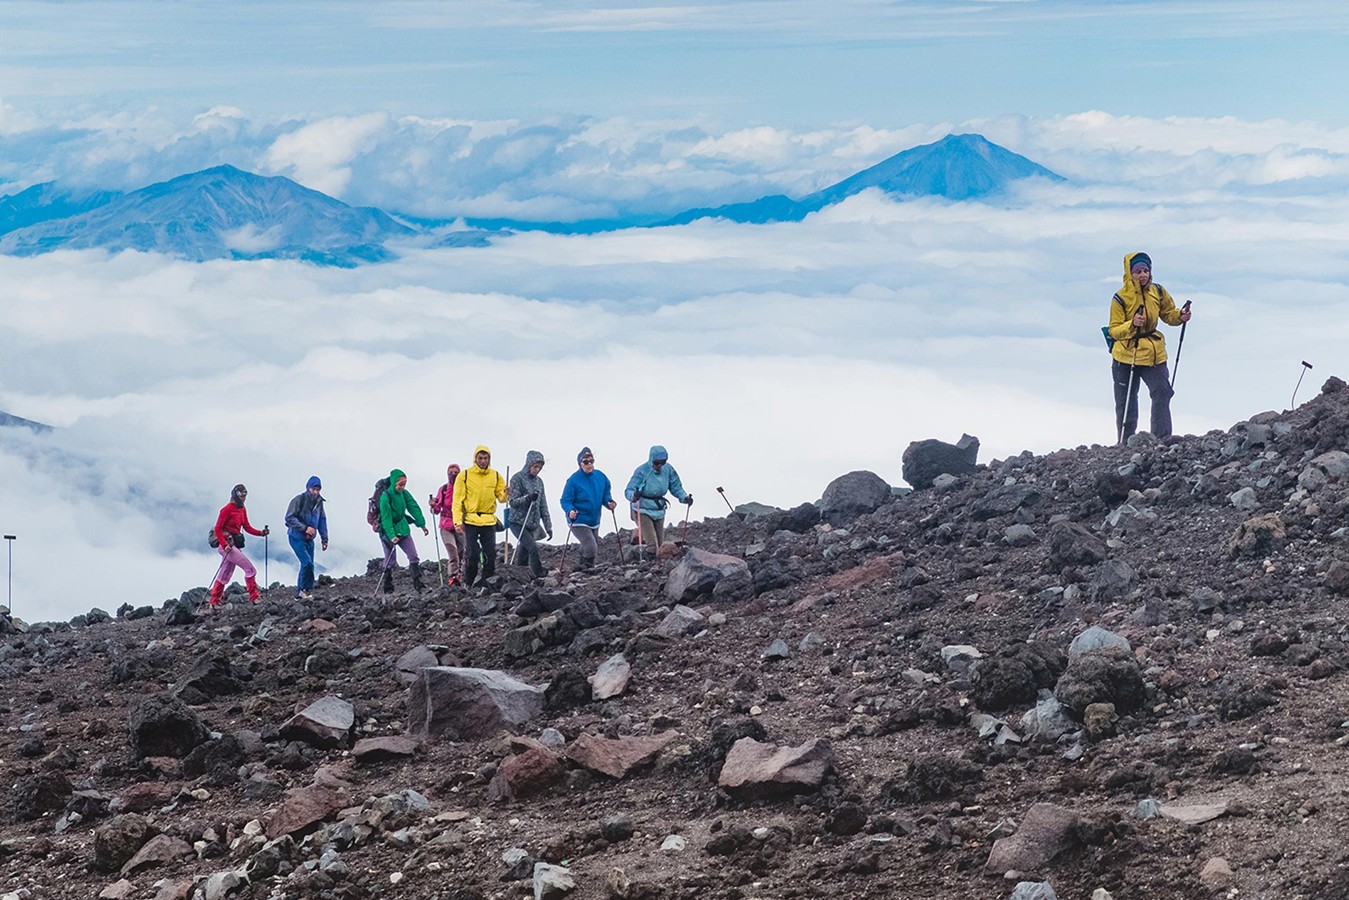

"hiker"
[508, 450, 553, 578]
[366, 475, 395, 568]
[210, 483, 270, 607]
[624, 445, 692, 549]
[283, 475, 328, 600]
[1107, 251, 1192, 442]
[429, 463, 466, 586]
[453, 445, 509, 588]
[560, 446, 616, 570]
[378, 468, 429, 593]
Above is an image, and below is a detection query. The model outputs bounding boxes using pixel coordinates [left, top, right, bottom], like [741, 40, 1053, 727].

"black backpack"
[366, 477, 391, 533]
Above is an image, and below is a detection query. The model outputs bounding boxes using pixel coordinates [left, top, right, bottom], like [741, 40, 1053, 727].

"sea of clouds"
[2, 107, 1348, 621]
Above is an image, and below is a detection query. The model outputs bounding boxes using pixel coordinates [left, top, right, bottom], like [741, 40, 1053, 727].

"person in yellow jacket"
[452, 445, 509, 588]
[1106, 252, 1192, 443]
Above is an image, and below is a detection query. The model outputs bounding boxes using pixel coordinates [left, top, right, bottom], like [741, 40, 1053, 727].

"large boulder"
[1227, 513, 1287, 558]
[128, 695, 210, 759]
[279, 696, 355, 750]
[901, 434, 980, 489]
[1054, 648, 1146, 717]
[265, 782, 349, 840]
[406, 667, 545, 741]
[818, 471, 892, 526]
[717, 737, 834, 798]
[171, 653, 248, 704]
[665, 549, 752, 604]
[92, 814, 153, 873]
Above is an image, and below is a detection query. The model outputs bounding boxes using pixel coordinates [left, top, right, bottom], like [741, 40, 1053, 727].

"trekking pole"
[634, 496, 646, 563]
[502, 466, 511, 563]
[681, 498, 692, 548]
[716, 486, 736, 516]
[1169, 300, 1192, 389]
[1291, 360, 1314, 408]
[609, 507, 626, 564]
[510, 497, 538, 566]
[264, 528, 269, 588]
[558, 526, 573, 580]
[1119, 309, 1144, 445]
[430, 495, 444, 587]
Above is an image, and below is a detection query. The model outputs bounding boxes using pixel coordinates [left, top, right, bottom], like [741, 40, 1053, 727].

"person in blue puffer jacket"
[284, 475, 328, 599]
[624, 445, 691, 551]
[560, 446, 617, 570]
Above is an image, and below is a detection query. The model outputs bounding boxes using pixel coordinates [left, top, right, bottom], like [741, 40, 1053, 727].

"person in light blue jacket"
[560, 447, 617, 569]
[624, 444, 692, 550]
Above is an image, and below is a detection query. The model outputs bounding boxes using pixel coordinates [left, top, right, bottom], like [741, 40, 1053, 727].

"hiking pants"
[570, 524, 600, 567]
[632, 510, 666, 548]
[213, 545, 255, 585]
[463, 524, 496, 586]
[439, 527, 466, 578]
[510, 523, 546, 577]
[382, 534, 420, 570]
[1113, 360, 1173, 441]
[289, 533, 316, 594]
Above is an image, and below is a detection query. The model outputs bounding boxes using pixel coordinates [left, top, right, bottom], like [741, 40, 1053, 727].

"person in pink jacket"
[429, 463, 466, 586]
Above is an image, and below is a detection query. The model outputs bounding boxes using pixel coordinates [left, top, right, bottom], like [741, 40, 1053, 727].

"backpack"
[1101, 294, 1128, 352]
[367, 477, 391, 533]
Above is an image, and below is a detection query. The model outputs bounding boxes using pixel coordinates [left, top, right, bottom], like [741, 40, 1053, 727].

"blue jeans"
[289, 533, 316, 595]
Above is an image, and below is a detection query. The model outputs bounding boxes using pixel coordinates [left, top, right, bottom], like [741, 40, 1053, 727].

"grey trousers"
[1113, 359, 1173, 441]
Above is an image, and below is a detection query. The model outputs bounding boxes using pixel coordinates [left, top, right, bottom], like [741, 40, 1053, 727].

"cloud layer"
[2, 109, 1348, 622]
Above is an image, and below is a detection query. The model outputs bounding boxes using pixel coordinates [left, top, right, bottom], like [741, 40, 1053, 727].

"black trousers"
[510, 523, 545, 577]
[463, 524, 496, 586]
[1113, 359, 1173, 441]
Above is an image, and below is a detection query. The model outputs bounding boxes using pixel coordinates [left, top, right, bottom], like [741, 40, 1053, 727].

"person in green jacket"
[379, 468, 429, 593]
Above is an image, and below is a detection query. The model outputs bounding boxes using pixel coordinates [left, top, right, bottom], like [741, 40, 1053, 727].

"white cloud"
[262, 112, 391, 196]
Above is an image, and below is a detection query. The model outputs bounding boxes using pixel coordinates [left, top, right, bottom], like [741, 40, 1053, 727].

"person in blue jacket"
[284, 475, 328, 599]
[560, 447, 617, 570]
[624, 444, 692, 551]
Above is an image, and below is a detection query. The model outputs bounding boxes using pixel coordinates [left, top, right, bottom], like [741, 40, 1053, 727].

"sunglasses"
[581, 457, 595, 464]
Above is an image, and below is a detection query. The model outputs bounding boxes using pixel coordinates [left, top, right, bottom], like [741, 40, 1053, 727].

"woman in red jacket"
[210, 483, 270, 607]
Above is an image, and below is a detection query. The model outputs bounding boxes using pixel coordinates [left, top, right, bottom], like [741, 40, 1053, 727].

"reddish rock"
[98, 880, 135, 900]
[121, 834, 193, 875]
[307, 619, 337, 632]
[490, 747, 566, 801]
[152, 880, 194, 900]
[109, 782, 174, 814]
[825, 553, 903, 592]
[352, 735, 421, 764]
[718, 738, 834, 798]
[566, 731, 679, 779]
[265, 783, 349, 839]
[985, 803, 1080, 874]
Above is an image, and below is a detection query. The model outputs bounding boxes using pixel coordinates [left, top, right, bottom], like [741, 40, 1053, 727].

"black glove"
[527, 490, 539, 503]
[631, 491, 644, 501]
[683, 494, 694, 506]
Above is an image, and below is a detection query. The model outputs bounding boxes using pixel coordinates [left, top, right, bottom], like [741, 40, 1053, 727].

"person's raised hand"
[1180, 307, 1192, 323]
[1132, 312, 1146, 328]
[569, 509, 578, 521]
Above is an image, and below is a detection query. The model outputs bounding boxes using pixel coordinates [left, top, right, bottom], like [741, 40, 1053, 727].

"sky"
[2, 1, 1349, 622]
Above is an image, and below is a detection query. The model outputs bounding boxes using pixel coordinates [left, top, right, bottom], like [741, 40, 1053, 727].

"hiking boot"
[380, 569, 395, 594]
[209, 581, 224, 607]
[296, 590, 313, 600]
[410, 566, 425, 593]
[245, 576, 261, 603]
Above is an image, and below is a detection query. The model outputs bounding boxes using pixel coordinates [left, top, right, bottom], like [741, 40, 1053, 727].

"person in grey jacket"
[508, 450, 553, 578]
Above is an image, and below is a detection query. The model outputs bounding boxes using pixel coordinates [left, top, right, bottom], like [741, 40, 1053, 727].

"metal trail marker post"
[1291, 360, 1314, 409]
[4, 535, 14, 617]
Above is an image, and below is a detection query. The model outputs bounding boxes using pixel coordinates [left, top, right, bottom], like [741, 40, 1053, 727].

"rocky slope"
[2, 377, 1349, 900]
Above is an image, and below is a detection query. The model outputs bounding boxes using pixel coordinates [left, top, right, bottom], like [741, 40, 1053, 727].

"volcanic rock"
[665, 549, 752, 603]
[120, 833, 192, 875]
[92, 814, 152, 872]
[566, 731, 678, 779]
[265, 782, 349, 839]
[1054, 649, 1146, 717]
[985, 803, 1080, 874]
[406, 667, 546, 741]
[352, 735, 421, 764]
[901, 434, 980, 489]
[280, 696, 355, 750]
[590, 653, 632, 700]
[128, 695, 210, 759]
[818, 470, 892, 526]
[717, 737, 834, 798]
[1047, 521, 1108, 570]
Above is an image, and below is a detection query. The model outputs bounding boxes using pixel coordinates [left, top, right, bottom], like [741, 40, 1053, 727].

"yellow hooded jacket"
[453, 445, 509, 527]
[1107, 252, 1185, 368]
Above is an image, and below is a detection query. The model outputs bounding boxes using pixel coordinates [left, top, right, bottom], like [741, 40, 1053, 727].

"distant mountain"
[0, 183, 122, 235]
[0, 411, 52, 434]
[659, 133, 1063, 226]
[0, 166, 417, 266]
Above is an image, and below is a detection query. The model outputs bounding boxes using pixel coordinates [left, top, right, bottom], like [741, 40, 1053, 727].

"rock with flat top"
[566, 731, 678, 779]
[407, 667, 546, 741]
[717, 738, 834, 798]
[590, 653, 632, 701]
[985, 803, 1080, 874]
[280, 696, 354, 750]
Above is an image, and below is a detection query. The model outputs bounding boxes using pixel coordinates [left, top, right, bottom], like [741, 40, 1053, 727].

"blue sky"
[3, 1, 1348, 126]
